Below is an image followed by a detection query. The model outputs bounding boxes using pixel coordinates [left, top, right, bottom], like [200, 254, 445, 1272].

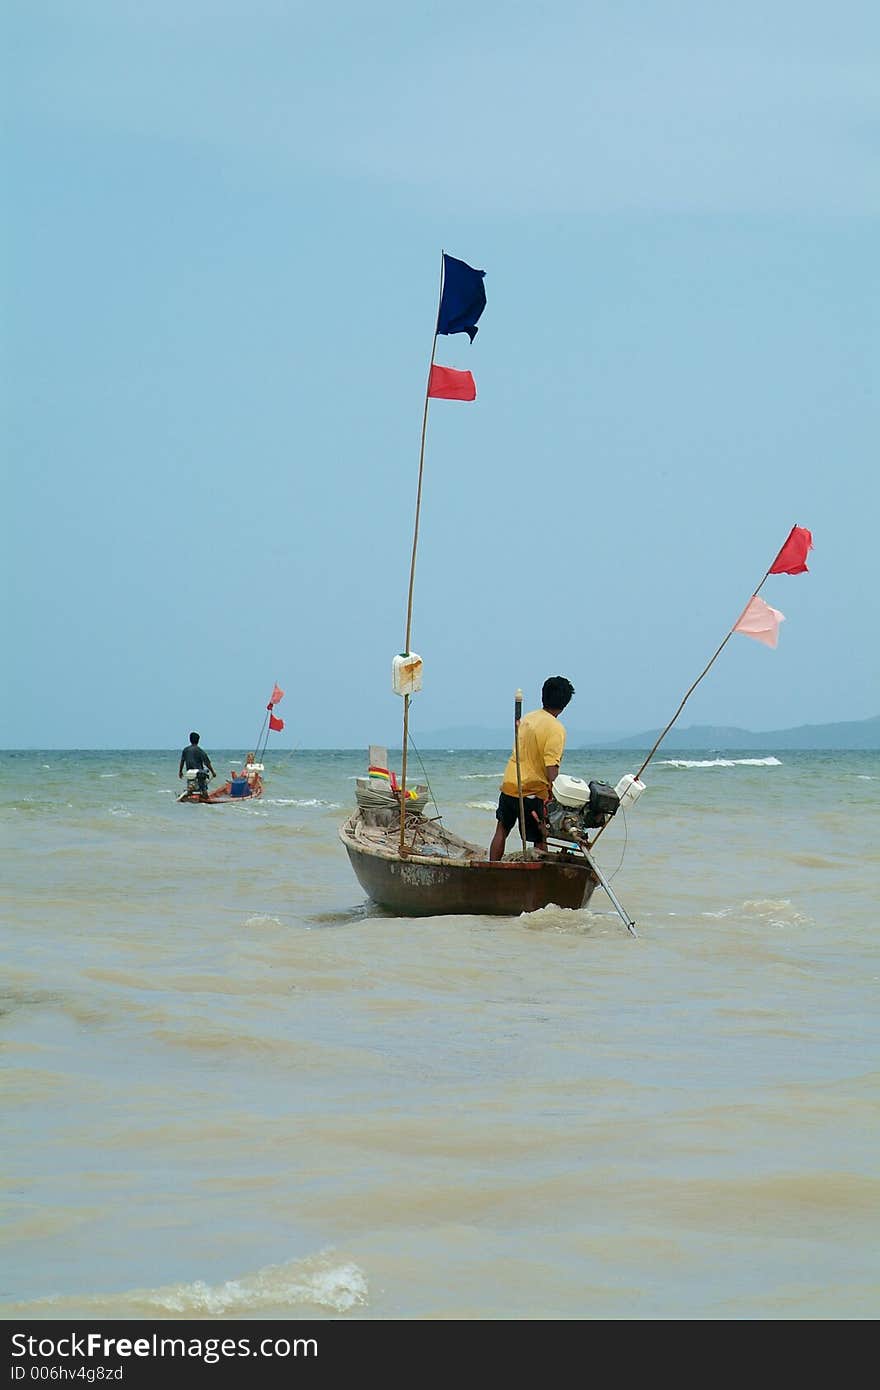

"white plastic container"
[614, 773, 646, 811]
[392, 651, 423, 696]
[552, 774, 591, 808]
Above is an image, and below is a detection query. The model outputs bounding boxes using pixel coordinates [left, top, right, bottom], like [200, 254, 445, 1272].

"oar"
[580, 845, 638, 938]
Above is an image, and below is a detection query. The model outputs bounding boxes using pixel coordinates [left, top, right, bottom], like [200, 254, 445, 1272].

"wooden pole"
[632, 568, 773, 783]
[399, 251, 444, 856]
[590, 564, 775, 849]
[254, 709, 269, 760]
[513, 688, 527, 857]
[398, 693, 411, 854]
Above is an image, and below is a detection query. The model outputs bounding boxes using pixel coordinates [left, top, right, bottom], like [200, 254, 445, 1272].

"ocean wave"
[703, 898, 810, 927]
[742, 898, 809, 926]
[146, 1256, 367, 1316]
[8, 1252, 368, 1319]
[459, 772, 502, 779]
[267, 798, 341, 808]
[522, 903, 610, 933]
[466, 801, 497, 811]
[658, 757, 782, 769]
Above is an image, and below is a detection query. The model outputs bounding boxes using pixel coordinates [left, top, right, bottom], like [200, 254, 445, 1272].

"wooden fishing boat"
[339, 806, 598, 916]
[177, 685, 285, 806]
[177, 765, 264, 804]
[337, 259, 807, 926]
[339, 254, 636, 927]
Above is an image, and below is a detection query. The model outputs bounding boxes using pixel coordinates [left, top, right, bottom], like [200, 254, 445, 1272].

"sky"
[3, 1, 878, 749]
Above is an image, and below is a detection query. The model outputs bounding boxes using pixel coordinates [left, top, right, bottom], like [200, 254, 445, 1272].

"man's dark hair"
[542, 676, 574, 711]
[189, 732, 200, 744]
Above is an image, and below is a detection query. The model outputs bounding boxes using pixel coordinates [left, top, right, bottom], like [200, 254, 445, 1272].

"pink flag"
[267, 683, 284, 708]
[769, 525, 813, 575]
[734, 595, 785, 648]
[428, 364, 476, 401]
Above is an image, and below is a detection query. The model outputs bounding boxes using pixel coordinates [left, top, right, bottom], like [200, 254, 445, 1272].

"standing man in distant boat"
[178, 732, 216, 801]
[489, 676, 575, 860]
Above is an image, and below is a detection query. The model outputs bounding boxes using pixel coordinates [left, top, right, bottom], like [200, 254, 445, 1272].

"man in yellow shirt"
[489, 675, 575, 860]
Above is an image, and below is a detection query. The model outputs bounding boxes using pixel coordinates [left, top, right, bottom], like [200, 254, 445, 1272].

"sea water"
[2, 747, 878, 1320]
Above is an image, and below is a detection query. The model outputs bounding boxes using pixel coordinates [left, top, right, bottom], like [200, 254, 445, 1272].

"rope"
[405, 731, 441, 823]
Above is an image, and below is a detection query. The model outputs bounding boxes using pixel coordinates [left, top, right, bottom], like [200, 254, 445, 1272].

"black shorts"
[496, 792, 545, 843]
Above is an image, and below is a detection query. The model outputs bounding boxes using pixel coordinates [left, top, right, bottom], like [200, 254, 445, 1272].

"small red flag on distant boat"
[267, 684, 284, 708]
[269, 714, 284, 731]
[733, 595, 786, 648]
[769, 525, 813, 575]
[428, 364, 476, 401]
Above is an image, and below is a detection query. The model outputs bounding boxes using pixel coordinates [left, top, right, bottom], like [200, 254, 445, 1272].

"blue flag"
[436, 254, 486, 342]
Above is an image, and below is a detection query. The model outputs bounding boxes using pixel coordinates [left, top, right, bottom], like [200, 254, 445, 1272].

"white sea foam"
[742, 898, 809, 926]
[466, 800, 497, 811]
[268, 798, 341, 808]
[459, 772, 503, 779]
[144, 1254, 368, 1315]
[245, 914, 283, 928]
[658, 756, 782, 769]
[704, 898, 808, 926]
[15, 1253, 368, 1318]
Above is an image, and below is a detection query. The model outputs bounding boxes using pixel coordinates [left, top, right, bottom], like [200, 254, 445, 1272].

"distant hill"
[417, 715, 880, 751]
[579, 714, 880, 751]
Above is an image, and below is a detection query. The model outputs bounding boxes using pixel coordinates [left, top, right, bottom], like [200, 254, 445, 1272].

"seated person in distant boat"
[489, 676, 574, 861]
[231, 753, 262, 795]
[247, 761, 264, 793]
[178, 732, 216, 800]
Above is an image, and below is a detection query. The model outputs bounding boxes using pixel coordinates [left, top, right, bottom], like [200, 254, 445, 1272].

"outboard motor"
[184, 768, 210, 799]
[542, 774, 646, 938]
[546, 771, 647, 847]
[546, 774, 621, 845]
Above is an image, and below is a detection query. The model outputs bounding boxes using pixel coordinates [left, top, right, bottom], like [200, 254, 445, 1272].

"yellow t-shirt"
[500, 708, 566, 798]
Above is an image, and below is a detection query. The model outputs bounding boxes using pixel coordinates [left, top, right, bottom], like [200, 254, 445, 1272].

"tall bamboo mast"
[398, 252, 445, 855]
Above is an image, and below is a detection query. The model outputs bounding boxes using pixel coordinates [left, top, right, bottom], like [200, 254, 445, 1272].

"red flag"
[428, 364, 476, 401]
[269, 714, 284, 731]
[268, 683, 284, 706]
[734, 595, 785, 648]
[769, 525, 813, 575]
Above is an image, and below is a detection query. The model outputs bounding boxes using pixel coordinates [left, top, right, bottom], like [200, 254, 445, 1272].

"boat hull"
[177, 781, 263, 805]
[340, 816, 597, 916]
